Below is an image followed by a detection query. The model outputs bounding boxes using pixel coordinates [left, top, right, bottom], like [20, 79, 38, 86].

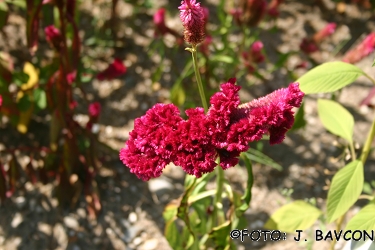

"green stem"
[360, 111, 375, 164]
[349, 141, 356, 161]
[212, 166, 224, 227]
[330, 214, 345, 250]
[188, 45, 208, 112]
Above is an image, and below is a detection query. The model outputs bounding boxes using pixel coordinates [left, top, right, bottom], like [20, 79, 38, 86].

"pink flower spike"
[0, 95, 2, 107]
[96, 58, 126, 81]
[179, 0, 205, 45]
[342, 33, 375, 64]
[313, 23, 337, 43]
[88, 102, 101, 118]
[154, 8, 168, 36]
[250, 41, 265, 63]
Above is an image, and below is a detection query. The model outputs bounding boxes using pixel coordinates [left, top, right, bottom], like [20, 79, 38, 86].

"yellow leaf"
[21, 62, 39, 91]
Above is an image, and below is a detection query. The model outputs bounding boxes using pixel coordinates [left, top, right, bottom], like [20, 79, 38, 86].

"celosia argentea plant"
[119, 0, 304, 248]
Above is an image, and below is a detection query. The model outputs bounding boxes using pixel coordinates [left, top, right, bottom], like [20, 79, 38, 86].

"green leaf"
[0, 2, 8, 31]
[345, 203, 375, 232]
[244, 149, 282, 171]
[33, 88, 46, 109]
[327, 160, 364, 223]
[209, 221, 231, 248]
[211, 55, 234, 64]
[12, 71, 30, 87]
[291, 101, 306, 130]
[318, 99, 354, 143]
[5, 0, 26, 8]
[17, 94, 31, 111]
[170, 82, 185, 107]
[297, 62, 365, 94]
[264, 200, 322, 233]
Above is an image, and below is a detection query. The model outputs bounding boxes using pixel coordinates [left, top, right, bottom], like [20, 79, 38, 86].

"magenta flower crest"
[119, 79, 304, 181]
[179, 0, 205, 45]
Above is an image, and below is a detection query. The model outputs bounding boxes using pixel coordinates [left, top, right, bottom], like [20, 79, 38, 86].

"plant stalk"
[189, 45, 208, 112]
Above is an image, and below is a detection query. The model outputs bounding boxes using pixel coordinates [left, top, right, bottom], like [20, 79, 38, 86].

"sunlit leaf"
[264, 200, 321, 232]
[297, 62, 365, 94]
[327, 160, 363, 223]
[318, 99, 354, 143]
[345, 202, 375, 232]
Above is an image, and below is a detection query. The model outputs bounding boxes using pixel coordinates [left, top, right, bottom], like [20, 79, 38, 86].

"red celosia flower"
[342, 33, 375, 64]
[173, 108, 217, 177]
[44, 25, 62, 51]
[179, 0, 206, 45]
[119, 104, 183, 181]
[96, 58, 126, 81]
[88, 102, 101, 118]
[119, 80, 304, 180]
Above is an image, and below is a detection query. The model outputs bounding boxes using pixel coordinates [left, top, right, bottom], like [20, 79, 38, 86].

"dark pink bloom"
[119, 80, 304, 180]
[342, 33, 375, 64]
[66, 71, 76, 84]
[119, 104, 183, 181]
[241, 0, 267, 27]
[242, 41, 265, 73]
[96, 58, 126, 81]
[299, 38, 319, 54]
[0, 95, 2, 107]
[267, 0, 284, 17]
[179, 0, 205, 45]
[154, 8, 169, 36]
[199, 35, 212, 56]
[44, 25, 62, 50]
[88, 102, 101, 118]
[300, 23, 336, 54]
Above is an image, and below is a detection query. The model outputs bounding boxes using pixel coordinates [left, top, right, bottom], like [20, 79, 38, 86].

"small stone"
[148, 178, 173, 194]
[141, 239, 158, 250]
[14, 196, 26, 209]
[128, 212, 137, 224]
[133, 237, 142, 246]
[64, 216, 79, 229]
[11, 213, 23, 228]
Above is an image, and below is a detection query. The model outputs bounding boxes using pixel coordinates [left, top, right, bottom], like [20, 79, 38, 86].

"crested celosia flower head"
[96, 58, 127, 81]
[179, 0, 205, 45]
[342, 33, 375, 64]
[119, 104, 183, 181]
[119, 79, 304, 180]
[242, 41, 265, 73]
